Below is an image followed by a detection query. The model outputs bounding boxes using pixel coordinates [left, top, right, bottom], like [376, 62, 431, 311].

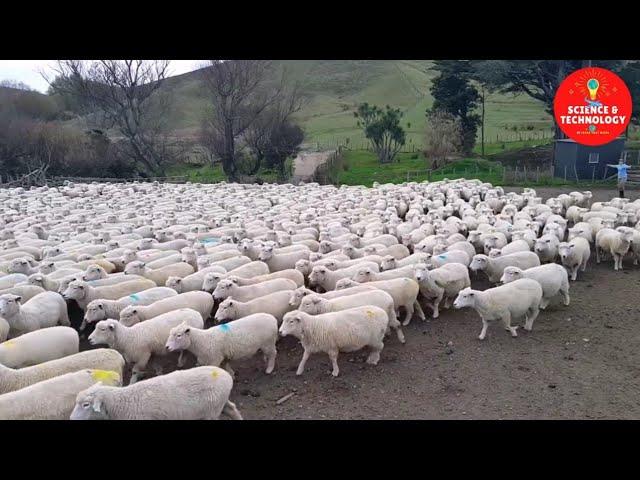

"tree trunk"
[481, 88, 485, 157]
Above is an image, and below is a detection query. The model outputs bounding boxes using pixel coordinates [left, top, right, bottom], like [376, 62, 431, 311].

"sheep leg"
[296, 349, 311, 375]
[222, 400, 243, 420]
[130, 354, 150, 385]
[328, 350, 340, 377]
[431, 292, 443, 319]
[402, 303, 415, 326]
[79, 319, 87, 332]
[571, 265, 578, 281]
[177, 351, 186, 368]
[414, 301, 426, 320]
[561, 286, 571, 306]
[223, 362, 235, 378]
[501, 312, 518, 337]
[264, 345, 277, 374]
[478, 318, 489, 340]
[539, 297, 549, 310]
[596, 247, 601, 264]
[524, 305, 540, 332]
[366, 342, 383, 365]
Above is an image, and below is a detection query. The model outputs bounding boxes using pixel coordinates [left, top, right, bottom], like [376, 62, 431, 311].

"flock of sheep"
[0, 179, 639, 420]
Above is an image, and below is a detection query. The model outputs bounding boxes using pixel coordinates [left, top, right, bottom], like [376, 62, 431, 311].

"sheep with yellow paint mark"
[0, 369, 121, 420]
[70, 366, 242, 420]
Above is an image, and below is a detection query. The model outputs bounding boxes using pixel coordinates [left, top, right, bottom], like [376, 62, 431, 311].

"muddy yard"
[78, 187, 640, 419]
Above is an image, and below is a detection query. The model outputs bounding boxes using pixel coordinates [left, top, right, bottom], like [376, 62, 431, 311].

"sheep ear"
[108, 323, 115, 331]
[98, 304, 104, 309]
[92, 397, 102, 413]
[185, 328, 191, 334]
[15, 296, 22, 303]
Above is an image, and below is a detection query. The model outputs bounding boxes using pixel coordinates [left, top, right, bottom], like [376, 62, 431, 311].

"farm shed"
[553, 137, 626, 181]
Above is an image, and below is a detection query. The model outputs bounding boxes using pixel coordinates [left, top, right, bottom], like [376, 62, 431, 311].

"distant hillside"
[142, 60, 554, 148]
[7, 61, 554, 149]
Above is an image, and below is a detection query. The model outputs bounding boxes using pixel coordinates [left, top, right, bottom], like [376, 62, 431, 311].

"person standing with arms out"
[607, 158, 630, 198]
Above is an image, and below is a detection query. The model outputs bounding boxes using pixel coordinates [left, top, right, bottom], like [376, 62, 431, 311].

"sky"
[0, 60, 205, 93]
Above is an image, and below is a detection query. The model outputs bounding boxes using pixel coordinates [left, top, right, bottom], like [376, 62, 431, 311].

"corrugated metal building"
[553, 137, 626, 181]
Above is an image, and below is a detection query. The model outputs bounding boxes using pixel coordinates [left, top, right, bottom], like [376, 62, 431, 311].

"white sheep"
[567, 222, 594, 243]
[0, 273, 29, 290]
[89, 308, 204, 384]
[426, 249, 471, 268]
[124, 260, 194, 286]
[166, 314, 278, 375]
[226, 269, 304, 288]
[351, 264, 416, 282]
[558, 237, 591, 281]
[83, 287, 179, 325]
[487, 239, 530, 257]
[0, 348, 125, 394]
[70, 366, 242, 420]
[308, 262, 379, 291]
[280, 306, 388, 377]
[0, 369, 122, 420]
[453, 279, 543, 339]
[335, 277, 424, 326]
[61, 278, 156, 311]
[119, 291, 215, 327]
[595, 228, 634, 270]
[164, 265, 227, 293]
[212, 278, 297, 303]
[469, 252, 541, 284]
[413, 262, 470, 318]
[0, 292, 70, 336]
[258, 245, 310, 271]
[0, 326, 78, 367]
[0, 317, 8, 343]
[363, 244, 410, 260]
[214, 291, 294, 324]
[500, 264, 570, 309]
[299, 290, 405, 343]
[0, 284, 46, 302]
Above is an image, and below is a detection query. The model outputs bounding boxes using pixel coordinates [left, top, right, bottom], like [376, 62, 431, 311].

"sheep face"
[137, 239, 154, 251]
[299, 295, 330, 315]
[294, 260, 311, 276]
[122, 250, 137, 263]
[488, 249, 502, 258]
[288, 288, 310, 308]
[119, 307, 142, 327]
[214, 298, 238, 322]
[0, 294, 21, 317]
[70, 385, 109, 420]
[499, 267, 523, 284]
[181, 250, 197, 266]
[453, 288, 476, 309]
[85, 265, 106, 281]
[335, 278, 356, 290]
[39, 261, 56, 275]
[380, 256, 396, 271]
[202, 273, 223, 293]
[9, 258, 32, 274]
[308, 266, 328, 287]
[352, 267, 374, 283]
[85, 301, 108, 323]
[166, 322, 192, 352]
[258, 247, 274, 262]
[469, 255, 489, 272]
[124, 261, 146, 276]
[88, 320, 118, 346]
[413, 264, 430, 283]
[212, 279, 236, 301]
[319, 241, 333, 254]
[62, 281, 88, 301]
[166, 276, 183, 293]
[279, 311, 305, 338]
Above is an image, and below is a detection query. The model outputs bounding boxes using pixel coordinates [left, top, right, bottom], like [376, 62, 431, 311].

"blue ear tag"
[218, 323, 231, 332]
[129, 294, 140, 302]
[438, 255, 447, 260]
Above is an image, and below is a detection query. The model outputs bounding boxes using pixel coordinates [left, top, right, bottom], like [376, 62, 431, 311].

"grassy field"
[332, 149, 618, 188]
[166, 157, 294, 184]
[153, 61, 554, 149]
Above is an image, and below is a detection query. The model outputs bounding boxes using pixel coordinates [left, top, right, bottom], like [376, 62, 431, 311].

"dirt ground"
[77, 186, 640, 419]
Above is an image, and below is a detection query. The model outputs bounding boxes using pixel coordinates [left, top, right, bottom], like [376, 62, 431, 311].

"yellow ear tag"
[1, 340, 16, 348]
[90, 369, 121, 384]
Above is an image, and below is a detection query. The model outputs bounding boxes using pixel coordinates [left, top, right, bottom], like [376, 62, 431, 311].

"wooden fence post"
[536, 166, 540, 183]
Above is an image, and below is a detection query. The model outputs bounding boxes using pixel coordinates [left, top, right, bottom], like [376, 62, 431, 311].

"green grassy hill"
[154, 60, 554, 150]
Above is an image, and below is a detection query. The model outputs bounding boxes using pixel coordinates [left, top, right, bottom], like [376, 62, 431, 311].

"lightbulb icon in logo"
[587, 78, 600, 100]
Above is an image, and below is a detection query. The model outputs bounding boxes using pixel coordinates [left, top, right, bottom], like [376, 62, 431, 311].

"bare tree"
[200, 60, 289, 181]
[424, 110, 463, 170]
[243, 85, 306, 180]
[0, 79, 34, 91]
[45, 60, 177, 174]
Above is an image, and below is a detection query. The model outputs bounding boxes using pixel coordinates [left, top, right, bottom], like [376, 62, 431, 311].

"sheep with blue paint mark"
[166, 313, 279, 376]
[83, 287, 179, 325]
